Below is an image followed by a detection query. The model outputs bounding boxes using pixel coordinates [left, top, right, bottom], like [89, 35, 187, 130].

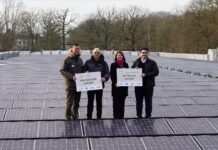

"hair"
[93, 48, 101, 52]
[140, 47, 149, 51]
[73, 43, 80, 47]
[114, 50, 126, 61]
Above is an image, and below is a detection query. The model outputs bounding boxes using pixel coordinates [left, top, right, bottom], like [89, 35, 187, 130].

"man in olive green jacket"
[60, 43, 83, 120]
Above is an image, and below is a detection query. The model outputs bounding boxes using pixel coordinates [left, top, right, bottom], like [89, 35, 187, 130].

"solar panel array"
[0, 53, 218, 149]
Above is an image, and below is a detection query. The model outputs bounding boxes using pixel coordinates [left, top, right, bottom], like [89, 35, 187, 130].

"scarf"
[116, 60, 124, 68]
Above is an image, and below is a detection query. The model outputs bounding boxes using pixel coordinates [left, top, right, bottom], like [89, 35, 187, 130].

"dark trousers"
[87, 90, 103, 119]
[65, 91, 81, 119]
[113, 96, 126, 119]
[135, 87, 154, 118]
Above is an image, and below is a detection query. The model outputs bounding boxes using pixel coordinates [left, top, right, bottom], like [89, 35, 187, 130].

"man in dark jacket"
[132, 48, 159, 118]
[83, 48, 110, 119]
[60, 43, 83, 120]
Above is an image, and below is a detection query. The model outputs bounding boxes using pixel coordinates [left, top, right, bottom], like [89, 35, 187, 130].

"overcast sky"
[0, 0, 192, 23]
[20, 0, 192, 17]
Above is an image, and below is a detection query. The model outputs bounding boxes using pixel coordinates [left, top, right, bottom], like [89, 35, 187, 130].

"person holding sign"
[110, 51, 129, 119]
[60, 43, 83, 120]
[83, 48, 110, 119]
[132, 48, 159, 118]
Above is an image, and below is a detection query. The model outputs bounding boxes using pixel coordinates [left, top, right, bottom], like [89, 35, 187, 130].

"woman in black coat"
[110, 51, 129, 119]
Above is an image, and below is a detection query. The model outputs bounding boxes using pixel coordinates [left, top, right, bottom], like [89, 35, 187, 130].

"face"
[116, 53, 123, 61]
[140, 49, 148, 59]
[71, 45, 80, 55]
[92, 48, 101, 59]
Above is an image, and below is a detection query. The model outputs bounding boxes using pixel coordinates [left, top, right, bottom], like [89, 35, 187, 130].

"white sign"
[117, 68, 142, 87]
[75, 72, 103, 92]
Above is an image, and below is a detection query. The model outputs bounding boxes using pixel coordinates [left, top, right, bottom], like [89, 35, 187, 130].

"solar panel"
[41, 108, 65, 120]
[38, 121, 83, 138]
[34, 139, 89, 150]
[84, 120, 129, 137]
[2, 53, 218, 150]
[125, 106, 137, 118]
[90, 137, 145, 150]
[0, 101, 13, 108]
[206, 118, 218, 132]
[22, 88, 46, 94]
[213, 105, 218, 111]
[125, 119, 173, 136]
[153, 105, 186, 117]
[167, 118, 216, 134]
[152, 97, 166, 105]
[0, 109, 6, 120]
[193, 96, 218, 104]
[181, 105, 218, 117]
[45, 92, 63, 100]
[195, 135, 218, 150]
[142, 136, 201, 150]
[0, 122, 38, 139]
[4, 108, 42, 121]
[0, 88, 22, 94]
[164, 97, 195, 105]
[13, 100, 44, 108]
[0, 93, 18, 101]
[44, 100, 65, 108]
[18, 93, 46, 100]
[0, 140, 34, 150]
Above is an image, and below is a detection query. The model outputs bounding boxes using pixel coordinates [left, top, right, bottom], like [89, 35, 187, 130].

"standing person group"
[60, 45, 159, 120]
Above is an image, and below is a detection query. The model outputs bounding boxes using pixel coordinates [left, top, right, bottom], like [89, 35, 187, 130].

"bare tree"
[188, 0, 218, 51]
[56, 9, 76, 50]
[40, 9, 61, 50]
[1, 0, 23, 50]
[116, 6, 149, 51]
[21, 11, 40, 51]
[96, 7, 116, 49]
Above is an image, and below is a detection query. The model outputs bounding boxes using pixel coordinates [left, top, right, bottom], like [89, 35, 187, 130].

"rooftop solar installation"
[0, 53, 218, 149]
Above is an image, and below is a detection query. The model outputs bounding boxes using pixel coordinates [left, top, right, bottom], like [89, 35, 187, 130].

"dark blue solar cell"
[84, 120, 129, 137]
[34, 139, 89, 150]
[125, 119, 173, 136]
[38, 121, 83, 138]
[142, 136, 201, 150]
[91, 137, 145, 150]
[167, 118, 217, 134]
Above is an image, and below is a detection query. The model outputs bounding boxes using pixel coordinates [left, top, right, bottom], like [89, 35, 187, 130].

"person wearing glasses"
[83, 48, 110, 119]
[132, 48, 159, 118]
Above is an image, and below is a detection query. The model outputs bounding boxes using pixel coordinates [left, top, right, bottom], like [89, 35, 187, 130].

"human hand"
[68, 48, 74, 57]
[101, 77, 106, 82]
[141, 73, 145, 78]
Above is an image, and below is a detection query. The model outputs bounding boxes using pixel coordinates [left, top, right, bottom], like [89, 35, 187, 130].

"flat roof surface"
[0, 54, 218, 150]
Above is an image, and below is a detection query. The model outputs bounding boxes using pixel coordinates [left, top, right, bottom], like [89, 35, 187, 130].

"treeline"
[0, 0, 75, 51]
[0, 0, 218, 53]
